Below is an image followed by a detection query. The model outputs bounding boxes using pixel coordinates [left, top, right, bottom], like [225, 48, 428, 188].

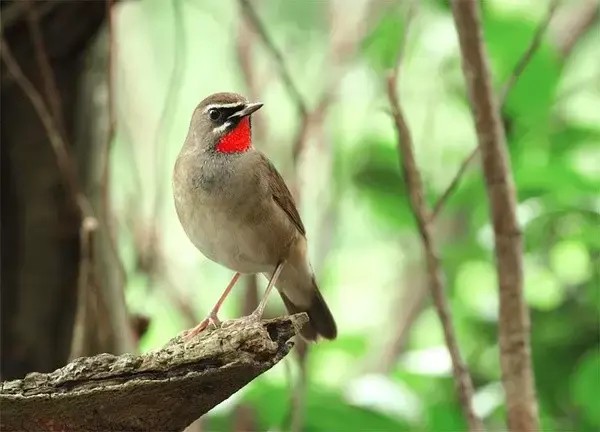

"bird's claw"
[181, 314, 222, 341]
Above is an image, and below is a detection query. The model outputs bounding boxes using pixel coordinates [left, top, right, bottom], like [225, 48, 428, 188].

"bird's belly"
[183, 205, 278, 274]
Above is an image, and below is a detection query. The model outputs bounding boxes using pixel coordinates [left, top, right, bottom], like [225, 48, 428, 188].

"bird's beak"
[229, 102, 263, 120]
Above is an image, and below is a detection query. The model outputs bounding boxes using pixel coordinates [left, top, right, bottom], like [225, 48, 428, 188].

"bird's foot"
[181, 314, 222, 341]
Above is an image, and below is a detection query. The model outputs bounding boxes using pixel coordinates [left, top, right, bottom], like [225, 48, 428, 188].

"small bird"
[172, 92, 337, 341]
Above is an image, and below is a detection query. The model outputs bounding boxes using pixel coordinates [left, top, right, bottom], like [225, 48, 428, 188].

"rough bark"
[450, 1, 539, 431]
[0, 314, 307, 432]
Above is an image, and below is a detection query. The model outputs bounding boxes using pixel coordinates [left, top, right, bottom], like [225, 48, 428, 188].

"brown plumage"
[172, 92, 336, 341]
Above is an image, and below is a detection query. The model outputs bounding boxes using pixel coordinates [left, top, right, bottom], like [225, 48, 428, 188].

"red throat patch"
[215, 118, 252, 153]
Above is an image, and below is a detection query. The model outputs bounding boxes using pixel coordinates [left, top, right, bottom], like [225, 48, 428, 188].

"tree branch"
[1, 314, 307, 432]
[385, 9, 484, 431]
[0, 36, 82, 211]
[0, 0, 59, 30]
[100, 0, 125, 293]
[237, 3, 384, 431]
[498, 0, 561, 104]
[236, 7, 268, 317]
[152, 0, 185, 222]
[431, 0, 560, 220]
[449, 1, 539, 430]
[237, 0, 307, 118]
[551, 0, 599, 58]
[431, 147, 479, 219]
[24, 0, 67, 141]
[375, 255, 429, 373]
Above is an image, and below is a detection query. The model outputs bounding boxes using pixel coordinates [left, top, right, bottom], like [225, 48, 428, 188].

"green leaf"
[524, 259, 564, 310]
[550, 124, 600, 157]
[204, 413, 232, 432]
[426, 401, 468, 432]
[515, 158, 599, 199]
[245, 382, 409, 431]
[549, 240, 592, 286]
[482, 9, 562, 126]
[571, 350, 600, 427]
[362, 10, 407, 72]
[455, 261, 498, 319]
[351, 139, 415, 230]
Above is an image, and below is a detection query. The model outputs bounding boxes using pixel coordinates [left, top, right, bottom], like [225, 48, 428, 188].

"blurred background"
[1, 0, 599, 431]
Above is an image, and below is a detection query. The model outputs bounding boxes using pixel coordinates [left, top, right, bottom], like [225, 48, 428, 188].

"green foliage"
[116, 0, 600, 430]
[362, 10, 407, 72]
[426, 402, 467, 432]
[571, 350, 600, 428]
[347, 3, 599, 430]
[483, 8, 562, 126]
[244, 382, 410, 431]
[350, 138, 415, 230]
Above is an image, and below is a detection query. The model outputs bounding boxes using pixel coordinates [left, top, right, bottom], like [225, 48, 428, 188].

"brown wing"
[259, 153, 306, 236]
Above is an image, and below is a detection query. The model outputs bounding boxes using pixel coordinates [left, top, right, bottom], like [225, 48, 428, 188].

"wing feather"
[259, 153, 306, 236]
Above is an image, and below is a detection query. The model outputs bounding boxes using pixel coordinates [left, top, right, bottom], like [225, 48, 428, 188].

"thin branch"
[386, 9, 484, 431]
[554, 71, 600, 104]
[552, 0, 600, 58]
[388, 75, 484, 432]
[102, 0, 117, 230]
[290, 347, 308, 432]
[138, 0, 186, 322]
[24, 0, 67, 141]
[431, 147, 478, 219]
[100, 0, 130, 305]
[233, 404, 257, 432]
[375, 256, 429, 373]
[236, 13, 268, 145]
[236, 3, 354, 431]
[69, 216, 102, 360]
[2, 26, 131, 357]
[236, 0, 316, 418]
[431, 0, 561, 220]
[391, 2, 416, 80]
[0, 37, 82, 212]
[238, 0, 307, 118]
[238, 3, 384, 431]
[152, 0, 185, 221]
[498, 0, 561, 105]
[160, 271, 201, 328]
[290, 93, 331, 166]
[450, 0, 539, 430]
[236, 7, 268, 316]
[1, 0, 58, 30]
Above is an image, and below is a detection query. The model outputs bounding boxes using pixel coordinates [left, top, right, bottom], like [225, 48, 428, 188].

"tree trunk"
[1, 0, 111, 380]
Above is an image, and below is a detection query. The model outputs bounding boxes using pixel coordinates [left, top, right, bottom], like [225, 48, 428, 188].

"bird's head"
[188, 92, 263, 154]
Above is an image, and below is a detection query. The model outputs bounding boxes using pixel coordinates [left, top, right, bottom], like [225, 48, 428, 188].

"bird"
[172, 92, 337, 341]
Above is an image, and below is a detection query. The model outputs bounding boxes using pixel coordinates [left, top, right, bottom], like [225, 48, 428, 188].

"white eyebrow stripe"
[203, 102, 245, 113]
[212, 120, 233, 134]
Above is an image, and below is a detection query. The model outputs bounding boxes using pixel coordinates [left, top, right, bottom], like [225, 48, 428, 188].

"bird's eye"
[208, 108, 220, 121]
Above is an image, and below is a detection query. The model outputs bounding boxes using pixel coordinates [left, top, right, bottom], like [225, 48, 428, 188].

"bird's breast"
[173, 156, 293, 273]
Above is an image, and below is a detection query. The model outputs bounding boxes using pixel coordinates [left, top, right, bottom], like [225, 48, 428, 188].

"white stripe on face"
[203, 102, 245, 113]
[212, 120, 233, 134]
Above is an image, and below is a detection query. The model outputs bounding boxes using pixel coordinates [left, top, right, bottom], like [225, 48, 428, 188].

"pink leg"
[183, 272, 241, 340]
[250, 261, 285, 320]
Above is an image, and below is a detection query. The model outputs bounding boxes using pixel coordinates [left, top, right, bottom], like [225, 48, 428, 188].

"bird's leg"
[249, 261, 285, 321]
[182, 272, 241, 340]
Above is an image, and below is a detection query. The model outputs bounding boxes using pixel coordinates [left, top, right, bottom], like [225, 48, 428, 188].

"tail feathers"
[280, 282, 337, 341]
